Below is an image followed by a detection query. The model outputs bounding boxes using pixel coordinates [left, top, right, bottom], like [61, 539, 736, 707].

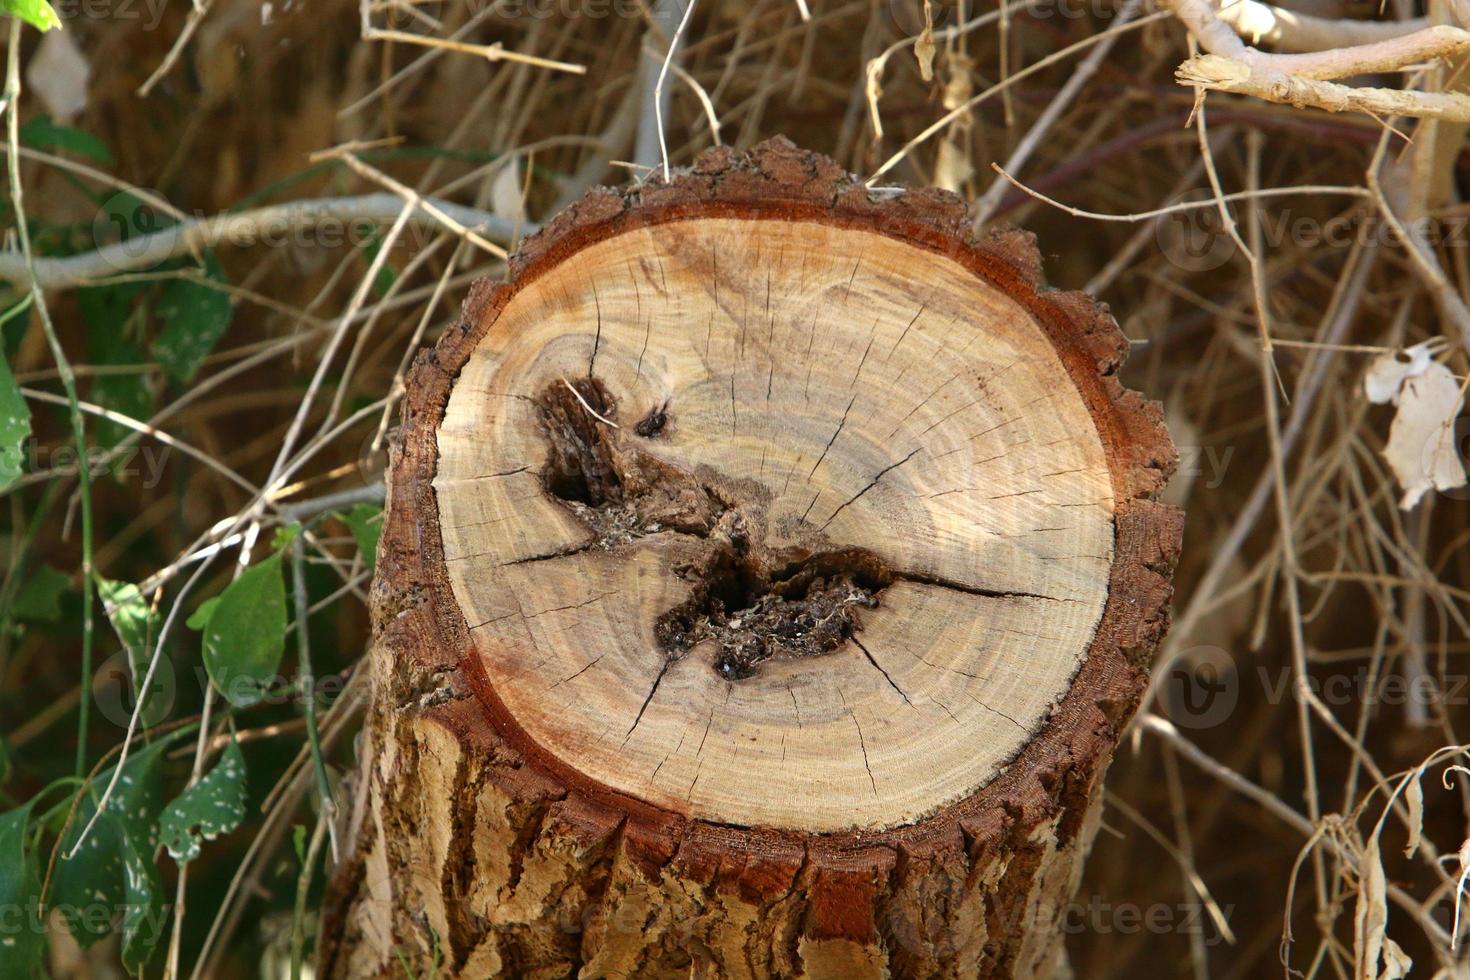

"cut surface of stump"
[322, 139, 1181, 980]
[436, 217, 1114, 832]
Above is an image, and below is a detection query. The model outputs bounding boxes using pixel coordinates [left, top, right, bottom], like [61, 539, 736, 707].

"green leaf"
[0, 345, 31, 491]
[19, 116, 112, 165]
[159, 738, 246, 862]
[152, 259, 232, 384]
[12, 564, 69, 622]
[272, 521, 302, 550]
[118, 839, 163, 974]
[97, 578, 171, 726]
[78, 285, 151, 460]
[98, 579, 154, 664]
[185, 595, 219, 631]
[200, 553, 288, 707]
[94, 192, 171, 249]
[0, 0, 61, 32]
[292, 823, 306, 864]
[52, 738, 173, 965]
[339, 503, 383, 573]
[0, 803, 44, 980]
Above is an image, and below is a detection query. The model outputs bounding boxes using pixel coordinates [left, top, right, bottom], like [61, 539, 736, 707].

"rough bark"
[319, 137, 1182, 979]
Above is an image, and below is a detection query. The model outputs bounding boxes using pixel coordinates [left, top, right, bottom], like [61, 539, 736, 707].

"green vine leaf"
[185, 595, 219, 631]
[0, 0, 61, 32]
[159, 738, 247, 862]
[19, 115, 112, 165]
[152, 258, 233, 384]
[198, 553, 288, 707]
[97, 578, 170, 725]
[12, 565, 69, 623]
[0, 344, 30, 491]
[0, 802, 44, 980]
[52, 738, 174, 972]
[339, 503, 383, 573]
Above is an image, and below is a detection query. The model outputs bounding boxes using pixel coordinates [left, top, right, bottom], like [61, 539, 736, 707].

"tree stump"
[320, 138, 1182, 979]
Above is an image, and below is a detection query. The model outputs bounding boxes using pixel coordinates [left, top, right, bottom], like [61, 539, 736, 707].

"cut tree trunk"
[319, 138, 1182, 979]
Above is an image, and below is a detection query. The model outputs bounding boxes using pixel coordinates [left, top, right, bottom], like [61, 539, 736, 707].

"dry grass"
[4, 0, 1470, 975]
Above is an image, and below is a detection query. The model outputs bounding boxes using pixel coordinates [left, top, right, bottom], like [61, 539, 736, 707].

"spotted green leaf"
[0, 346, 30, 490]
[159, 738, 247, 862]
[152, 258, 233, 384]
[0, 802, 44, 980]
[52, 737, 173, 968]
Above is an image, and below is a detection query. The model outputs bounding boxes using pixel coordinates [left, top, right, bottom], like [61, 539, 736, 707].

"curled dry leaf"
[1379, 937, 1412, 979]
[1404, 775, 1423, 859]
[914, 0, 937, 81]
[1364, 341, 1436, 405]
[1363, 344, 1467, 509]
[1354, 835, 1388, 980]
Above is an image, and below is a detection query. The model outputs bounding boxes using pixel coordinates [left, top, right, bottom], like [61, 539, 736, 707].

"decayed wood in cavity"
[319, 138, 1182, 980]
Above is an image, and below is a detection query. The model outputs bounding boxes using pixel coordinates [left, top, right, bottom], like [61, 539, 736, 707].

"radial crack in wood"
[320, 137, 1183, 980]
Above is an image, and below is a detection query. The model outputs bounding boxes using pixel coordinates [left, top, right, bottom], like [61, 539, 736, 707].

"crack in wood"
[852, 637, 912, 705]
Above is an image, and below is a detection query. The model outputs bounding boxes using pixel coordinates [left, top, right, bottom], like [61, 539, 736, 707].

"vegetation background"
[1, 0, 1470, 976]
